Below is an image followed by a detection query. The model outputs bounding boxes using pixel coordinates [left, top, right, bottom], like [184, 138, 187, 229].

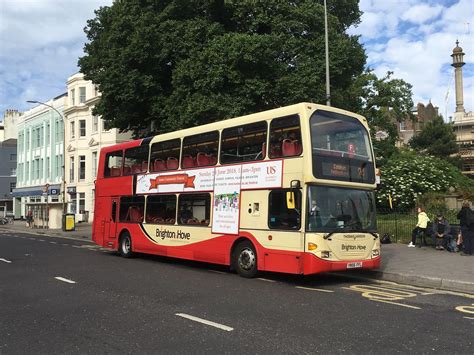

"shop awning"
[11, 184, 61, 197]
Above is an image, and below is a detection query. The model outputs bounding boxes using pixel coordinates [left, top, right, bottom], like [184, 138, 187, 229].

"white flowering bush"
[377, 154, 456, 209]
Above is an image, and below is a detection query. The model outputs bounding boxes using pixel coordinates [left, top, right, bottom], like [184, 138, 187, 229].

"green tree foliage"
[409, 115, 458, 159]
[377, 151, 474, 209]
[79, 0, 366, 134]
[349, 71, 414, 165]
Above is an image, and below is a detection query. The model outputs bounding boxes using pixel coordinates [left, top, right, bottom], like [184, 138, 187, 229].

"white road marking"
[49, 241, 57, 244]
[0, 258, 12, 263]
[54, 277, 76, 284]
[257, 278, 276, 283]
[296, 286, 334, 293]
[38, 240, 45, 242]
[463, 316, 474, 320]
[176, 313, 233, 332]
[72, 245, 82, 248]
[370, 299, 421, 309]
[208, 270, 226, 274]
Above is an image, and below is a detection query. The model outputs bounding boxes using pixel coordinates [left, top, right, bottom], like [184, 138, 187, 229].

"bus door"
[107, 198, 119, 241]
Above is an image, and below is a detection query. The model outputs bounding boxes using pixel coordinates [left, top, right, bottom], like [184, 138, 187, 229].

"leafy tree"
[79, 0, 366, 134]
[409, 115, 458, 159]
[377, 151, 474, 209]
[349, 71, 414, 166]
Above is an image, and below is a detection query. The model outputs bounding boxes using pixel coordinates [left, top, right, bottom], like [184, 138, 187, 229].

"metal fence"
[376, 208, 460, 243]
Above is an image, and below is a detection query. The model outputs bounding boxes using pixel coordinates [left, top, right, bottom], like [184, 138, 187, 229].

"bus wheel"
[234, 241, 258, 278]
[119, 232, 133, 258]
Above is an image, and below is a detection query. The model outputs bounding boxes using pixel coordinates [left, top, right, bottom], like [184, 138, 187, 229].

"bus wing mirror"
[286, 192, 296, 209]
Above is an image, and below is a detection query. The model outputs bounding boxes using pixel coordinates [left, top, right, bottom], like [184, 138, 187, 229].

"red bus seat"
[293, 140, 302, 155]
[197, 152, 210, 166]
[142, 161, 148, 172]
[131, 164, 142, 173]
[208, 154, 217, 165]
[154, 159, 166, 171]
[167, 157, 178, 170]
[282, 139, 295, 156]
[182, 155, 195, 168]
[127, 206, 143, 222]
[123, 166, 131, 175]
[110, 167, 121, 176]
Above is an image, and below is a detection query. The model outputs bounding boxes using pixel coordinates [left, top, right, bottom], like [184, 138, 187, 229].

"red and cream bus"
[92, 103, 380, 277]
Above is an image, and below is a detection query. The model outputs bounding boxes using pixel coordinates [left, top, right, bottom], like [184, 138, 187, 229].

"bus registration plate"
[346, 262, 362, 269]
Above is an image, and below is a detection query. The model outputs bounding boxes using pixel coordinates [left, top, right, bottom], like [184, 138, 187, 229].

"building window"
[70, 121, 75, 139]
[92, 115, 99, 133]
[46, 123, 50, 146]
[399, 121, 406, 131]
[79, 155, 86, 181]
[71, 89, 75, 105]
[46, 157, 50, 178]
[79, 120, 86, 137]
[10, 167, 16, 177]
[79, 192, 86, 213]
[91, 189, 95, 212]
[10, 153, 16, 161]
[70, 194, 77, 214]
[92, 151, 98, 177]
[79, 87, 86, 103]
[10, 182, 15, 193]
[26, 162, 29, 180]
[70, 156, 75, 182]
[56, 154, 63, 178]
[39, 158, 43, 180]
[26, 130, 29, 150]
[35, 159, 40, 179]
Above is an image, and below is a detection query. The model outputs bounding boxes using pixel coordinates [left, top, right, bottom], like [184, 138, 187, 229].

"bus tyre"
[234, 241, 258, 278]
[119, 232, 133, 258]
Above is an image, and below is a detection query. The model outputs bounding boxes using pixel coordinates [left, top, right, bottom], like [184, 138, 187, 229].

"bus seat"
[131, 164, 142, 173]
[197, 152, 210, 166]
[282, 139, 295, 156]
[182, 155, 195, 168]
[167, 157, 179, 170]
[208, 154, 217, 165]
[128, 206, 143, 222]
[110, 167, 122, 176]
[154, 159, 166, 171]
[123, 166, 131, 175]
[142, 161, 148, 172]
[293, 140, 302, 155]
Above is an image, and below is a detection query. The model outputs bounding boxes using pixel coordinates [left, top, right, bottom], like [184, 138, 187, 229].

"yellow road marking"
[455, 304, 474, 315]
[296, 286, 334, 293]
[370, 299, 421, 309]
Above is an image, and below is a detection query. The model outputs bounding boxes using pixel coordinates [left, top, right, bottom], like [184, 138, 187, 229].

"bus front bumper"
[303, 253, 381, 275]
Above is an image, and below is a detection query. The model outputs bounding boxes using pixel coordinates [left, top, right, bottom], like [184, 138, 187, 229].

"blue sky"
[1, 0, 473, 120]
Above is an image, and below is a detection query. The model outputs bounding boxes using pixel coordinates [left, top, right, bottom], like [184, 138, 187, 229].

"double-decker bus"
[93, 103, 379, 277]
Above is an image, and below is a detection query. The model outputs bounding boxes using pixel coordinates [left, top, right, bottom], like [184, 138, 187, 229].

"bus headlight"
[321, 251, 330, 258]
[372, 249, 380, 257]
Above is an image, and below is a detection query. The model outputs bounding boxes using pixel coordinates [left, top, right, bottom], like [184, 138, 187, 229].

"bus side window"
[104, 150, 123, 177]
[111, 201, 117, 222]
[268, 189, 301, 230]
[124, 145, 149, 175]
[150, 138, 181, 172]
[146, 194, 177, 224]
[119, 196, 145, 223]
[269, 115, 302, 158]
[182, 131, 219, 169]
[221, 121, 267, 164]
[178, 193, 211, 226]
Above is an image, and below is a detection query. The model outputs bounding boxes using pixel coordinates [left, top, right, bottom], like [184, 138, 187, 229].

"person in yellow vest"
[408, 206, 430, 247]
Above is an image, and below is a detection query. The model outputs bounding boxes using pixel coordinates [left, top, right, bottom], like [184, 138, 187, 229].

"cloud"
[401, 4, 443, 24]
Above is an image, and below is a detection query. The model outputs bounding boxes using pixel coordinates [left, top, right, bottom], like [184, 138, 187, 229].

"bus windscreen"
[310, 110, 375, 183]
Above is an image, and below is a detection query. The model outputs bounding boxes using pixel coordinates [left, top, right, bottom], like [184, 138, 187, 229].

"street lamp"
[26, 100, 67, 216]
[324, 0, 331, 106]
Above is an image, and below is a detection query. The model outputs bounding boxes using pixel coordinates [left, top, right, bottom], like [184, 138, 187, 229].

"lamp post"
[26, 100, 67, 218]
[324, 0, 331, 106]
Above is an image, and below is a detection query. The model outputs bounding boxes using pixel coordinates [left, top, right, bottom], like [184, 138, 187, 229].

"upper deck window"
[150, 139, 180, 172]
[104, 150, 123, 177]
[221, 121, 267, 164]
[269, 115, 302, 158]
[311, 110, 374, 184]
[124, 145, 149, 175]
[182, 131, 219, 169]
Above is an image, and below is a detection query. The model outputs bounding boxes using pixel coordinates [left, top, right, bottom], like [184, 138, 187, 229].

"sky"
[0, 0, 473, 121]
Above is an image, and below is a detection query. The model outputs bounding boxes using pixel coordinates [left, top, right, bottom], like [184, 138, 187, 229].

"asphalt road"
[1, 230, 473, 354]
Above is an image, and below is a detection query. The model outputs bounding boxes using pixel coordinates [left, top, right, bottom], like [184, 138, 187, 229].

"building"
[451, 40, 474, 177]
[396, 101, 439, 146]
[63, 73, 132, 223]
[12, 95, 66, 228]
[0, 139, 17, 217]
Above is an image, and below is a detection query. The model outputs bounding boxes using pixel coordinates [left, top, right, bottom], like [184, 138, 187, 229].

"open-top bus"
[92, 103, 379, 277]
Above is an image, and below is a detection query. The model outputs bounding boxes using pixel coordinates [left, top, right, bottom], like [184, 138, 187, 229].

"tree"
[349, 71, 414, 166]
[409, 115, 458, 159]
[79, 0, 366, 134]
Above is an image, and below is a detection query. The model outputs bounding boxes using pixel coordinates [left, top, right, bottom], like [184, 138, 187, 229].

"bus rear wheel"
[233, 241, 258, 278]
[119, 232, 133, 258]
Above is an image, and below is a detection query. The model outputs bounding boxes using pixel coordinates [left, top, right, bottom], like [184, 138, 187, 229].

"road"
[1, 230, 473, 354]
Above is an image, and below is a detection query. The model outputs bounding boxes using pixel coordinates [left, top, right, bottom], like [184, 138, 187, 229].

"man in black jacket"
[457, 201, 474, 255]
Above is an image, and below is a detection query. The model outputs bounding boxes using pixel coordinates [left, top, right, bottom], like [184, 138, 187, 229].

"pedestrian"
[432, 213, 451, 250]
[26, 209, 33, 228]
[456, 201, 474, 256]
[408, 206, 430, 247]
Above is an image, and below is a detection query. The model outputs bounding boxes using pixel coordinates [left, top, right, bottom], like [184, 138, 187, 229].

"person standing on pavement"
[408, 207, 430, 247]
[457, 201, 474, 256]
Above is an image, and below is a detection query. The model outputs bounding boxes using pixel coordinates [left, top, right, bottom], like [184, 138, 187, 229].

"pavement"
[1, 222, 473, 294]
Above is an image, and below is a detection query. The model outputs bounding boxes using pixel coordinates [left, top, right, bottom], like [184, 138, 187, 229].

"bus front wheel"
[119, 232, 133, 258]
[233, 241, 258, 278]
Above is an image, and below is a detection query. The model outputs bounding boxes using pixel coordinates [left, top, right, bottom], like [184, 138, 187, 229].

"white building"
[64, 73, 132, 222]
